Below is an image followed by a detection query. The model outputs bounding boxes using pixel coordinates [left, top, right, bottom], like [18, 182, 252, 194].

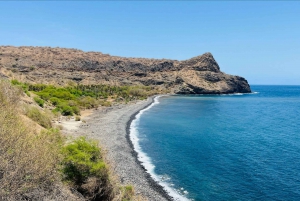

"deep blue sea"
[130, 85, 300, 201]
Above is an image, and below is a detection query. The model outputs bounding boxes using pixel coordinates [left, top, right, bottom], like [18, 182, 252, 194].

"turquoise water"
[134, 86, 300, 201]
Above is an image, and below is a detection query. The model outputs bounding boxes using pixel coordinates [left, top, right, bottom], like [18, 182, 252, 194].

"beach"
[63, 97, 172, 201]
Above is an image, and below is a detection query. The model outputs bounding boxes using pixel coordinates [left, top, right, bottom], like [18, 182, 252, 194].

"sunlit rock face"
[0, 46, 251, 94]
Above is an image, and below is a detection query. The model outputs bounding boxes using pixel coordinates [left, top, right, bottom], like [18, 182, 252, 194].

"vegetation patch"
[120, 185, 135, 201]
[61, 137, 114, 200]
[0, 80, 62, 199]
[24, 105, 52, 128]
[34, 97, 45, 107]
[11, 80, 159, 116]
[1, 80, 143, 200]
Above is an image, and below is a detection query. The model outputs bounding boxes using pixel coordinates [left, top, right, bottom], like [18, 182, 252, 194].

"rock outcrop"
[0, 46, 251, 94]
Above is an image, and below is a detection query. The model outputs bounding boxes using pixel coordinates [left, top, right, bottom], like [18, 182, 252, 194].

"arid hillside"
[0, 46, 251, 94]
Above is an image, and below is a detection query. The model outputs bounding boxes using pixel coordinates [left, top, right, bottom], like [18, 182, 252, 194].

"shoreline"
[125, 96, 174, 201]
[64, 97, 173, 201]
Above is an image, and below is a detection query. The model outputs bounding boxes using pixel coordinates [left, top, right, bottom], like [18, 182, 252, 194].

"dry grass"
[0, 79, 147, 201]
[113, 185, 147, 201]
[23, 105, 53, 129]
[0, 80, 62, 199]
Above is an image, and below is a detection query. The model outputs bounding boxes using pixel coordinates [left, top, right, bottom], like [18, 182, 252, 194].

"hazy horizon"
[0, 1, 299, 85]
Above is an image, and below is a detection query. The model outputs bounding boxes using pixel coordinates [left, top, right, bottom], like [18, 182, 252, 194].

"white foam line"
[130, 96, 191, 201]
[220, 92, 259, 96]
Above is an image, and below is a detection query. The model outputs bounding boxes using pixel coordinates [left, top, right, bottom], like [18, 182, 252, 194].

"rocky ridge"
[0, 46, 251, 94]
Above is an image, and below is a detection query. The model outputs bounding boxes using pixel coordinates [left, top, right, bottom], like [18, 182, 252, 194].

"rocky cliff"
[0, 46, 251, 94]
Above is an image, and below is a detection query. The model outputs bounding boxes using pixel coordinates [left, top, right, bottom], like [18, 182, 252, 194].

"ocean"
[130, 85, 300, 201]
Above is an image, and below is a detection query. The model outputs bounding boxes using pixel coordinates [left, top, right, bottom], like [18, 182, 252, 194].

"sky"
[0, 1, 299, 85]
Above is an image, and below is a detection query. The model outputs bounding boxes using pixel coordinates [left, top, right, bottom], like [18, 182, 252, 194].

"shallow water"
[133, 86, 300, 201]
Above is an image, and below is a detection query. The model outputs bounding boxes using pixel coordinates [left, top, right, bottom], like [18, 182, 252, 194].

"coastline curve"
[127, 96, 191, 201]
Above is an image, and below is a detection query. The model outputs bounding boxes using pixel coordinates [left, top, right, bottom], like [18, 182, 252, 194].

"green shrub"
[71, 106, 80, 115]
[61, 105, 73, 116]
[25, 90, 31, 97]
[75, 116, 81, 121]
[28, 83, 47, 92]
[11, 79, 21, 85]
[37, 92, 51, 100]
[61, 137, 106, 184]
[52, 90, 75, 100]
[50, 97, 61, 106]
[52, 107, 61, 114]
[34, 97, 45, 107]
[61, 137, 115, 200]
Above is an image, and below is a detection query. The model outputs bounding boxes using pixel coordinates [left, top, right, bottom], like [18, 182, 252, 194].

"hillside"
[0, 79, 145, 200]
[0, 46, 251, 94]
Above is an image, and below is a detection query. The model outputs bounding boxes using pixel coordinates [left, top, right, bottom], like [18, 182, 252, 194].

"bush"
[24, 106, 52, 129]
[61, 137, 104, 183]
[72, 106, 80, 115]
[25, 90, 31, 97]
[61, 105, 73, 116]
[99, 101, 111, 107]
[129, 88, 146, 97]
[53, 90, 75, 100]
[50, 97, 61, 106]
[37, 92, 51, 100]
[11, 79, 21, 85]
[61, 137, 114, 200]
[78, 96, 98, 109]
[34, 97, 45, 107]
[75, 116, 81, 121]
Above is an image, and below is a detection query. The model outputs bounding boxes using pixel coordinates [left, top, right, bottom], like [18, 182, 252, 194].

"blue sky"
[0, 1, 299, 85]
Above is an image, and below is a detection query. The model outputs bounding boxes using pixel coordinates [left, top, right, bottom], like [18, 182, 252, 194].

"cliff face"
[0, 46, 251, 94]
